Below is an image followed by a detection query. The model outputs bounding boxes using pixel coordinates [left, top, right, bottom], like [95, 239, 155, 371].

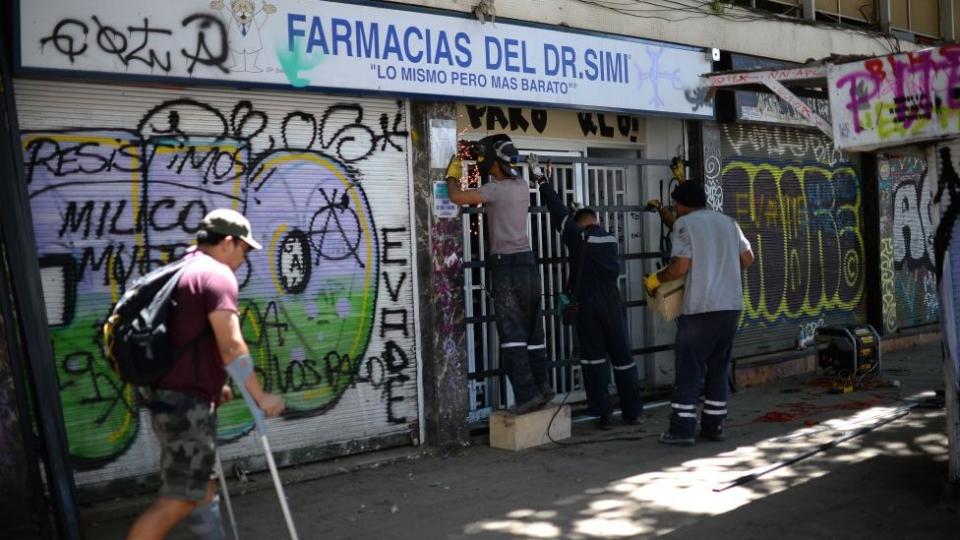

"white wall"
[387, 0, 918, 63]
[642, 117, 685, 387]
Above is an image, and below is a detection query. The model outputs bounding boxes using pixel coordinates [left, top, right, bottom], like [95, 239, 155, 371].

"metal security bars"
[462, 152, 671, 422]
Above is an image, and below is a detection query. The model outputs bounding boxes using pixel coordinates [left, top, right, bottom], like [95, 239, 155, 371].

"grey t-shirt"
[670, 209, 751, 315]
[477, 177, 531, 254]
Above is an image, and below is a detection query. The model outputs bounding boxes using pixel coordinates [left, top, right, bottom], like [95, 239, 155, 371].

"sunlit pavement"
[87, 341, 957, 539]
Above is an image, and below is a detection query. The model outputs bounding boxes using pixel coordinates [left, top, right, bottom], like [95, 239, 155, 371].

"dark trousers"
[669, 310, 740, 437]
[491, 252, 548, 404]
[577, 285, 643, 420]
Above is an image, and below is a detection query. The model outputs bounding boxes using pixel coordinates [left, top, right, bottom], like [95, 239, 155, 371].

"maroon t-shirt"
[153, 250, 239, 406]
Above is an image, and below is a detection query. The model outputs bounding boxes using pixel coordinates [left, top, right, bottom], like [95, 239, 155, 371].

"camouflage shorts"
[147, 389, 217, 502]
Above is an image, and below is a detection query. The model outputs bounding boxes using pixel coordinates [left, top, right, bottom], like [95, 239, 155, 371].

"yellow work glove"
[644, 272, 662, 296]
[646, 199, 662, 210]
[446, 154, 463, 180]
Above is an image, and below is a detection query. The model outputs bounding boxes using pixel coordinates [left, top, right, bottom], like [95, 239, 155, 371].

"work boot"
[595, 414, 613, 430]
[700, 427, 726, 442]
[509, 391, 546, 415]
[538, 383, 556, 406]
[658, 431, 695, 446]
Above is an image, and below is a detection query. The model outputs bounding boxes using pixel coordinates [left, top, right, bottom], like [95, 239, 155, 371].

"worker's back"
[478, 177, 531, 255]
[671, 209, 749, 315]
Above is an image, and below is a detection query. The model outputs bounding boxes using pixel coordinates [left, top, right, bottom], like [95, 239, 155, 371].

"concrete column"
[0, 37, 81, 538]
[0, 273, 42, 538]
[409, 101, 471, 447]
[878, 0, 892, 33]
[643, 117, 685, 388]
[941, 0, 956, 41]
[802, 0, 816, 21]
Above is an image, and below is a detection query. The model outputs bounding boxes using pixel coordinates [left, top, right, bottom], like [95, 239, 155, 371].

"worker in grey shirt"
[444, 134, 552, 415]
[645, 181, 754, 446]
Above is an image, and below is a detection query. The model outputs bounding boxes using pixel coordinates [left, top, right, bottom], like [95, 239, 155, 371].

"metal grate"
[461, 151, 666, 422]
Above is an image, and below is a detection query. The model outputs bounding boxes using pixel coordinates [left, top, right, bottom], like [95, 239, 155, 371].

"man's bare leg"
[127, 481, 216, 540]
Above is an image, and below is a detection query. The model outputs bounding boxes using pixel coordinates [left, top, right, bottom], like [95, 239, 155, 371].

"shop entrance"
[461, 150, 674, 421]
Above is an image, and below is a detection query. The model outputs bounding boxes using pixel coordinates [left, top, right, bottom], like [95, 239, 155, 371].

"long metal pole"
[235, 384, 299, 540]
[715, 404, 915, 492]
[258, 433, 299, 540]
[214, 451, 240, 540]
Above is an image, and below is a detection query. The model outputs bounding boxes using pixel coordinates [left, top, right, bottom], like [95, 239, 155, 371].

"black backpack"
[102, 257, 194, 385]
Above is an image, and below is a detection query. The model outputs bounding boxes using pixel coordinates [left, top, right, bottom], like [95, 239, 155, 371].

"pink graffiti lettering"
[835, 69, 883, 134]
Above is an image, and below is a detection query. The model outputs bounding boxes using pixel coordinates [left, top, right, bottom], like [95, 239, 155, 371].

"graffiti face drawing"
[231, 0, 257, 25]
[210, 0, 277, 72]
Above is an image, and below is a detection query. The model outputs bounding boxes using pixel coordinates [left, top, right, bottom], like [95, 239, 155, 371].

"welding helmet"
[476, 134, 520, 179]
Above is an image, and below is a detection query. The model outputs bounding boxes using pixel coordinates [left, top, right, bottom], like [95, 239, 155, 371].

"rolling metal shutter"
[15, 79, 417, 488]
[878, 151, 939, 331]
[716, 123, 867, 357]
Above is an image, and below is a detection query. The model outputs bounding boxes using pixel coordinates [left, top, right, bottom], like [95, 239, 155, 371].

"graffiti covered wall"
[830, 45, 960, 150]
[878, 153, 939, 331]
[16, 79, 416, 487]
[717, 124, 867, 355]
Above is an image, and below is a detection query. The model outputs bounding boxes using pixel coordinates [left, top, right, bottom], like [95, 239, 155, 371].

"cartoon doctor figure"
[210, 0, 276, 72]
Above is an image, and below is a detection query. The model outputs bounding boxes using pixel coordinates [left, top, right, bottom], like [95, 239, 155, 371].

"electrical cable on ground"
[540, 396, 669, 449]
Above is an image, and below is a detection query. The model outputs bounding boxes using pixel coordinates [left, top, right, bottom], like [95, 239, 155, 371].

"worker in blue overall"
[530, 155, 643, 426]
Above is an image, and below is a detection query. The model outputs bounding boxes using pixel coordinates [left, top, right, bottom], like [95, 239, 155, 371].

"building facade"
[1, 0, 948, 509]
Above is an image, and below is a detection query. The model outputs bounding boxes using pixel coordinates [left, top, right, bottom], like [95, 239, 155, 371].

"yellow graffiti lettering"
[721, 161, 865, 324]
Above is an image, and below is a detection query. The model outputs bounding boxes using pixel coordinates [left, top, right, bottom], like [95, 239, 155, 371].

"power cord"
[545, 388, 573, 445]
[542, 389, 654, 448]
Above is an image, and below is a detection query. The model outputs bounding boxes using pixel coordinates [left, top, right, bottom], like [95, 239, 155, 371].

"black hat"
[476, 134, 519, 178]
[671, 181, 707, 208]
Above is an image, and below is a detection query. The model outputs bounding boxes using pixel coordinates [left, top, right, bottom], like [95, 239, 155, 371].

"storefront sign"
[456, 104, 645, 143]
[17, 0, 713, 117]
[829, 46, 960, 150]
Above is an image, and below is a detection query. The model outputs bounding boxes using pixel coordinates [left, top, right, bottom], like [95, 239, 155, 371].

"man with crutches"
[127, 209, 285, 540]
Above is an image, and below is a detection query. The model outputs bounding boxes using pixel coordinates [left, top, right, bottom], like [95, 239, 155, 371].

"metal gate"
[462, 153, 670, 422]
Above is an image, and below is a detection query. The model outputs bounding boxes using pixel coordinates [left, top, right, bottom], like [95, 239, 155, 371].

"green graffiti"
[52, 306, 138, 466]
[277, 36, 323, 88]
[217, 278, 376, 440]
[25, 128, 381, 467]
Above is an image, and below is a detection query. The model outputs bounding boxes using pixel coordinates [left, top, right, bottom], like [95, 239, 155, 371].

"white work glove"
[525, 153, 544, 187]
[526, 153, 556, 188]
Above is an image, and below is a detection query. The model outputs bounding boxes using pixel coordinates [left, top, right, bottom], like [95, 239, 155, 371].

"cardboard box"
[648, 278, 685, 321]
[489, 405, 571, 451]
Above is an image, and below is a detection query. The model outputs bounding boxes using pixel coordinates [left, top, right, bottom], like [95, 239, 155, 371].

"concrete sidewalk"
[86, 341, 958, 539]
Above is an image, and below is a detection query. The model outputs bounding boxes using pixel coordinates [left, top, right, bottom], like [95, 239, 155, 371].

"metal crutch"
[234, 385, 300, 540]
[214, 450, 240, 540]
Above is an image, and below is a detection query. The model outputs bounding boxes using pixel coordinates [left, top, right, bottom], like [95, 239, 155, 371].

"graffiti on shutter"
[878, 154, 939, 329]
[21, 83, 414, 476]
[717, 124, 866, 355]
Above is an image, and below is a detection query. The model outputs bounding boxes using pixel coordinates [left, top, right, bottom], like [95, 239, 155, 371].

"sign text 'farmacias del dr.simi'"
[18, 0, 713, 117]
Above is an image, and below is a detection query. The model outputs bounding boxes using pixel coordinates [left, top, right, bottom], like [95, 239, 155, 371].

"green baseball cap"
[199, 208, 262, 250]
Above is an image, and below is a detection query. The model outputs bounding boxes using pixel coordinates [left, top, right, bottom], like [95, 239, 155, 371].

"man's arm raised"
[445, 154, 485, 206]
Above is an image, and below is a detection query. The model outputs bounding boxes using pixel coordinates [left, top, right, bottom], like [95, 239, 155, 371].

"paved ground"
[86, 341, 958, 539]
